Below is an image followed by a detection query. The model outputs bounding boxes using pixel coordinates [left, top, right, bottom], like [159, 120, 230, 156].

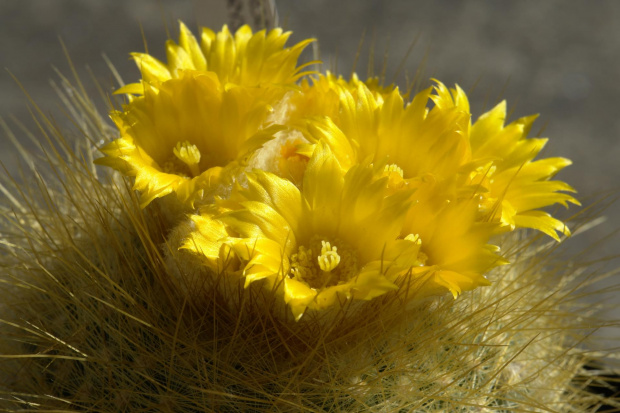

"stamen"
[289, 237, 357, 288]
[173, 141, 202, 176]
[384, 164, 404, 177]
[383, 164, 405, 190]
[318, 241, 341, 272]
[404, 233, 422, 245]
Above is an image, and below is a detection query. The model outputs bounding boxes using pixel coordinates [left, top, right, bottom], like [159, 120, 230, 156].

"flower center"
[383, 163, 406, 190]
[289, 236, 359, 289]
[172, 141, 202, 177]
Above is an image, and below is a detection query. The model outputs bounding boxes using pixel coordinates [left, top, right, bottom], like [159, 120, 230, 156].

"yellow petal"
[302, 142, 344, 235]
[130, 52, 171, 84]
[283, 277, 317, 321]
[166, 39, 195, 75]
[513, 211, 571, 241]
[179, 21, 206, 71]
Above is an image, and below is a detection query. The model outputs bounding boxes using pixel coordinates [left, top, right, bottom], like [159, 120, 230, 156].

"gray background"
[1, 1, 618, 294]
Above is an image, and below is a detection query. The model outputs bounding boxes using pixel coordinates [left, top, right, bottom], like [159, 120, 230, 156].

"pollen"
[173, 141, 202, 176]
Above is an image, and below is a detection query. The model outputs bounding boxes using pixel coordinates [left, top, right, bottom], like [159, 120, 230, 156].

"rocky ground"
[1, 0, 618, 323]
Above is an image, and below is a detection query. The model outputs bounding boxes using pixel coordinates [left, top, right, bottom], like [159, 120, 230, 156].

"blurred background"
[1, 1, 618, 312]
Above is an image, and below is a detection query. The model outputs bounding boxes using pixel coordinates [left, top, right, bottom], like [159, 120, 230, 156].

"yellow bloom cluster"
[97, 23, 578, 320]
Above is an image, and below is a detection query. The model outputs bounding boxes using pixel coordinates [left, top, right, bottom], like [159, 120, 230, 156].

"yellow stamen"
[173, 141, 202, 176]
[384, 164, 405, 190]
[318, 241, 341, 272]
[404, 233, 421, 245]
[289, 237, 357, 288]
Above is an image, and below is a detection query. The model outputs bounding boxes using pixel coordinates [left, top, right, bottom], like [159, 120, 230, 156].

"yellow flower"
[186, 143, 417, 319]
[295, 79, 576, 240]
[117, 22, 315, 96]
[98, 24, 317, 209]
[96, 72, 281, 208]
[185, 142, 501, 320]
[470, 101, 580, 240]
